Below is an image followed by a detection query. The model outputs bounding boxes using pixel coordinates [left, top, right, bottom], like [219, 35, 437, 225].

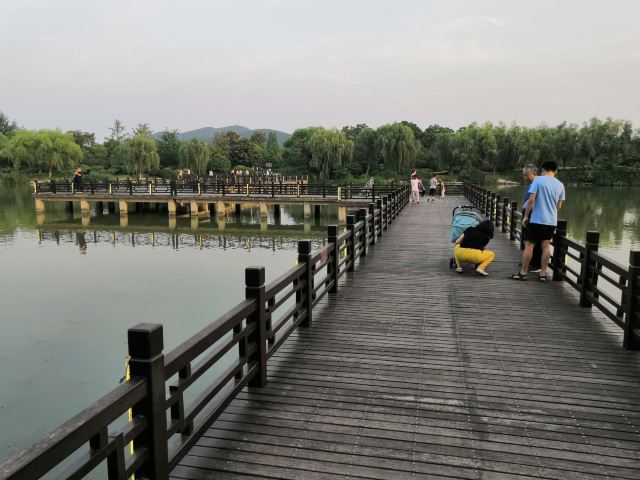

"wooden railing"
[464, 183, 640, 350]
[34, 179, 464, 201]
[34, 178, 424, 200]
[0, 186, 410, 480]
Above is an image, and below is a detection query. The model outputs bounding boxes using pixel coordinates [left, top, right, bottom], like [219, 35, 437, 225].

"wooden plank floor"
[172, 196, 640, 480]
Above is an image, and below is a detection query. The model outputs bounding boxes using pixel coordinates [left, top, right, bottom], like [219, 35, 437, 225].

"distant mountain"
[152, 125, 291, 145]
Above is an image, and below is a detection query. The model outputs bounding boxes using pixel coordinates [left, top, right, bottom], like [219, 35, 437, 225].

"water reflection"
[38, 227, 326, 254]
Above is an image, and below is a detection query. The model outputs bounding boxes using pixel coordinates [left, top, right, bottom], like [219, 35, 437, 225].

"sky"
[1, 0, 639, 139]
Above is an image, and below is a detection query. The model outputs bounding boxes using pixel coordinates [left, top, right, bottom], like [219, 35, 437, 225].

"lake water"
[0, 184, 639, 465]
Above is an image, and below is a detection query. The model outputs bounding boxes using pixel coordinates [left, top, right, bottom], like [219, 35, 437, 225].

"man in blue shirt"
[511, 160, 565, 281]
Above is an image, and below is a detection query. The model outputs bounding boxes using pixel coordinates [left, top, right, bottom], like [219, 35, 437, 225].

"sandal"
[456, 267, 463, 274]
[538, 275, 547, 282]
[475, 268, 489, 276]
[509, 272, 528, 281]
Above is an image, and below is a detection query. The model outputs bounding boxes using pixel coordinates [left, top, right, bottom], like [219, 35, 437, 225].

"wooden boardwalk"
[172, 196, 640, 480]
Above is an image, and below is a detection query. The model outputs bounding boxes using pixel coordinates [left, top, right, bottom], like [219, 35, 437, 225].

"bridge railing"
[464, 182, 640, 350]
[1, 187, 410, 480]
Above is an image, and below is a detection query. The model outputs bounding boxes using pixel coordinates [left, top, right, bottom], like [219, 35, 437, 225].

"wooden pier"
[3, 184, 640, 480]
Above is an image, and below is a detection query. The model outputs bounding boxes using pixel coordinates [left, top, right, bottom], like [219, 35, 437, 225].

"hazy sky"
[1, 0, 639, 139]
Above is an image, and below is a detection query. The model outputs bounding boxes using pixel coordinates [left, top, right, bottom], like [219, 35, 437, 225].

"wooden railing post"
[579, 231, 600, 308]
[552, 220, 568, 281]
[128, 179, 133, 195]
[357, 208, 368, 257]
[495, 194, 501, 227]
[346, 215, 356, 272]
[508, 201, 517, 241]
[298, 240, 313, 327]
[328, 225, 339, 293]
[501, 197, 508, 233]
[245, 267, 267, 386]
[483, 190, 489, 215]
[382, 196, 388, 230]
[623, 251, 640, 350]
[368, 203, 376, 245]
[376, 199, 383, 237]
[51, 180, 56, 194]
[127, 323, 168, 480]
[489, 193, 496, 221]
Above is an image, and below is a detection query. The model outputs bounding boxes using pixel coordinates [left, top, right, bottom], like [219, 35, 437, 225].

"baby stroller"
[449, 205, 483, 268]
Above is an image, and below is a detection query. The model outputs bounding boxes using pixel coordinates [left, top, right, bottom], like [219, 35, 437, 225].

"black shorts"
[429, 188, 436, 196]
[526, 223, 555, 243]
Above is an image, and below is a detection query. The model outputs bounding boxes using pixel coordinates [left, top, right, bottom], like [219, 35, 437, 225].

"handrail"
[463, 182, 640, 351]
[3, 185, 412, 480]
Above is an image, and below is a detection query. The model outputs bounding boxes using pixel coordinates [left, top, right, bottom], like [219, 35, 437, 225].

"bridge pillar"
[259, 202, 268, 219]
[120, 214, 128, 228]
[36, 212, 45, 226]
[168, 216, 176, 230]
[118, 200, 128, 215]
[217, 201, 226, 218]
[80, 200, 90, 214]
[34, 198, 45, 213]
[338, 206, 346, 224]
[217, 218, 226, 231]
[260, 220, 268, 232]
[190, 200, 198, 216]
[191, 216, 199, 230]
[167, 199, 176, 216]
[303, 202, 312, 219]
[81, 213, 90, 227]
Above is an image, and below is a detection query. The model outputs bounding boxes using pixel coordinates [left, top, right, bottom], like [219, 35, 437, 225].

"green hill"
[152, 126, 291, 145]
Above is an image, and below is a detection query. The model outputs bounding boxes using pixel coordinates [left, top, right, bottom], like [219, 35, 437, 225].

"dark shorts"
[526, 223, 555, 243]
[429, 188, 436, 196]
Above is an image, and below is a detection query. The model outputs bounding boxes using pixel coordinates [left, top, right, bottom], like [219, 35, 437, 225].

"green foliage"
[67, 130, 95, 149]
[263, 131, 282, 168]
[108, 119, 127, 141]
[374, 123, 421, 174]
[156, 129, 181, 168]
[309, 128, 352, 180]
[0, 130, 83, 177]
[125, 134, 160, 178]
[160, 167, 177, 179]
[209, 142, 230, 173]
[0, 111, 18, 136]
[179, 138, 210, 175]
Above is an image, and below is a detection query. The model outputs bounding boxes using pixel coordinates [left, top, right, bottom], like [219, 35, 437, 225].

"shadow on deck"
[171, 197, 640, 480]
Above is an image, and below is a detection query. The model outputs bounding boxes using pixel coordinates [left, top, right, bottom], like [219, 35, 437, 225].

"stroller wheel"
[449, 257, 455, 269]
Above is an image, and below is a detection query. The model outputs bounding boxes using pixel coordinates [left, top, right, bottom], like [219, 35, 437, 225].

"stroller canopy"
[450, 211, 483, 243]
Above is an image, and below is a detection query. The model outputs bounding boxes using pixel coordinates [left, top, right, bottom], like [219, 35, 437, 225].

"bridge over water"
[2, 185, 640, 480]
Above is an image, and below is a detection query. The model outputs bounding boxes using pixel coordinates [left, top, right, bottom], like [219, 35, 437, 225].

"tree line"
[0, 114, 283, 181]
[2, 111, 639, 184]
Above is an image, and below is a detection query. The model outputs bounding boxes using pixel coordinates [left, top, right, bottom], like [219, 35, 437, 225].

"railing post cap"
[346, 214, 355, 224]
[328, 224, 338, 236]
[298, 239, 312, 254]
[557, 219, 567, 227]
[245, 266, 265, 286]
[128, 323, 163, 358]
[586, 230, 600, 243]
[629, 250, 640, 266]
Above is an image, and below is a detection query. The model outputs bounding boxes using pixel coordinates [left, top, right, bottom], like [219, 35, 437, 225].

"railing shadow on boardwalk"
[0, 188, 411, 479]
[2, 183, 640, 479]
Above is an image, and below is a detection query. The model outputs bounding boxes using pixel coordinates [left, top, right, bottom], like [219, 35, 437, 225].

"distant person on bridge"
[428, 174, 439, 202]
[72, 168, 83, 192]
[410, 174, 420, 203]
[511, 161, 565, 281]
[440, 179, 446, 198]
[454, 219, 495, 276]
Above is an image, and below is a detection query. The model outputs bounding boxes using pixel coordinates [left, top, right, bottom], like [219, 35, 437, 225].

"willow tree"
[374, 123, 421, 174]
[180, 138, 210, 175]
[0, 129, 82, 176]
[126, 134, 159, 178]
[309, 128, 352, 180]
